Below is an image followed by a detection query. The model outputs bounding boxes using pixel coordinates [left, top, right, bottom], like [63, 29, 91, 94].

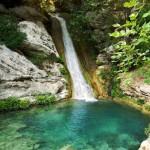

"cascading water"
[55, 15, 96, 102]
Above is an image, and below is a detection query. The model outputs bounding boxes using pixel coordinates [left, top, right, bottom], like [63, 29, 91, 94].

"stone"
[0, 45, 47, 81]
[119, 72, 150, 101]
[10, 6, 47, 21]
[18, 21, 59, 57]
[92, 65, 111, 99]
[0, 77, 68, 100]
[96, 53, 109, 65]
[139, 138, 150, 150]
[0, 45, 68, 101]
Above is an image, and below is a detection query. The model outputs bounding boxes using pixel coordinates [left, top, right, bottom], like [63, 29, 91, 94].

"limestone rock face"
[0, 77, 68, 100]
[18, 21, 59, 57]
[119, 71, 150, 101]
[93, 65, 111, 99]
[0, 45, 69, 101]
[139, 138, 150, 150]
[10, 6, 46, 21]
[0, 45, 47, 81]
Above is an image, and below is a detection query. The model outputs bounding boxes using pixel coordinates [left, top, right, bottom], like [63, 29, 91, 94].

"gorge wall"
[0, 2, 70, 106]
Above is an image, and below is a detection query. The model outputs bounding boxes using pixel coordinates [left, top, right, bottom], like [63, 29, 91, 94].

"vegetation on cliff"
[0, 15, 26, 49]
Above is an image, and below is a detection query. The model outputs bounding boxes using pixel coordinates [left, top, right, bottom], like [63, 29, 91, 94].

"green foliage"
[60, 67, 68, 76]
[144, 105, 150, 112]
[19, 99, 30, 109]
[0, 97, 30, 111]
[36, 94, 56, 105]
[145, 124, 150, 136]
[110, 0, 150, 72]
[136, 99, 145, 105]
[24, 51, 50, 67]
[0, 15, 26, 49]
[111, 77, 124, 97]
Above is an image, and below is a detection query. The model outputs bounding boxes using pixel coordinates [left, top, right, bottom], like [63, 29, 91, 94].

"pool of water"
[0, 100, 150, 150]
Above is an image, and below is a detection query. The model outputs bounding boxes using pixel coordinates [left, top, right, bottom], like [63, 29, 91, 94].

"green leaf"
[109, 31, 120, 38]
[113, 24, 121, 28]
[129, 13, 138, 20]
[142, 11, 150, 18]
[123, 0, 137, 8]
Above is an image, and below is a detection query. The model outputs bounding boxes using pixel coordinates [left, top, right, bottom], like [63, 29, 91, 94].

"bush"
[0, 15, 26, 49]
[136, 99, 145, 106]
[19, 99, 30, 109]
[110, 0, 150, 72]
[144, 105, 150, 111]
[0, 97, 30, 111]
[36, 94, 56, 105]
[145, 124, 150, 136]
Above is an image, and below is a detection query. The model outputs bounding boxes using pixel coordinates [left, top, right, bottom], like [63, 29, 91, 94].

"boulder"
[0, 45, 47, 81]
[0, 45, 68, 101]
[139, 138, 150, 150]
[18, 21, 59, 57]
[0, 77, 68, 100]
[119, 72, 150, 101]
[10, 6, 47, 21]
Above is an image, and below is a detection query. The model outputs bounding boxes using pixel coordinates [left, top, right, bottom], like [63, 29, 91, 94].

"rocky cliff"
[0, 4, 69, 104]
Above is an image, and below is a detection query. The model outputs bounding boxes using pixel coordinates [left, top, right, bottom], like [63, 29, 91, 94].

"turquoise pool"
[0, 100, 150, 150]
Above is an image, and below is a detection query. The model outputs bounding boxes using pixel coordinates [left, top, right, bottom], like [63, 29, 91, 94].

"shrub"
[145, 124, 150, 136]
[36, 94, 56, 105]
[0, 97, 30, 111]
[136, 99, 145, 106]
[110, 0, 150, 72]
[0, 15, 26, 49]
[144, 105, 150, 111]
[60, 67, 67, 76]
[19, 99, 30, 109]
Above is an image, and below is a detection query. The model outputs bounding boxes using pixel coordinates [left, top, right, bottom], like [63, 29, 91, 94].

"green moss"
[0, 97, 30, 112]
[36, 94, 56, 105]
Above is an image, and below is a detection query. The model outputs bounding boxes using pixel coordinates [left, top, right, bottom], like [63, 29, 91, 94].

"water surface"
[0, 100, 150, 150]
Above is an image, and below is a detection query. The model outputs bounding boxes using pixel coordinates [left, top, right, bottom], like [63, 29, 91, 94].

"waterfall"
[55, 16, 96, 102]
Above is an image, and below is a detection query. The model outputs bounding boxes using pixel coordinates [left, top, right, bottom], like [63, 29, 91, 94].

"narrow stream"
[55, 16, 96, 102]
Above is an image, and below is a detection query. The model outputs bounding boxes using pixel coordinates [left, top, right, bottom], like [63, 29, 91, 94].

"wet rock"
[93, 65, 111, 99]
[139, 138, 150, 150]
